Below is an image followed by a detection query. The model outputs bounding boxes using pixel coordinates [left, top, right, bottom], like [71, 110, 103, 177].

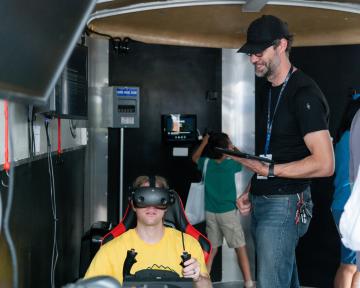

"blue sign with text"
[116, 87, 139, 97]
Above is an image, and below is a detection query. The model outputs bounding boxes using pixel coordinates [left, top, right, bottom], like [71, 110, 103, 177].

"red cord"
[4, 101, 10, 171]
[57, 117, 62, 155]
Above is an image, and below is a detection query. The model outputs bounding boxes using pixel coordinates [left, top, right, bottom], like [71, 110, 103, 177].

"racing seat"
[101, 191, 212, 264]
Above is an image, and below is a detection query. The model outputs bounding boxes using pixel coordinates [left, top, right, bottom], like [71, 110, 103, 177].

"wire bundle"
[45, 118, 58, 288]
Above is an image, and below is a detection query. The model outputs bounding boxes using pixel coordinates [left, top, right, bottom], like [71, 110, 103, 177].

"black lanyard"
[264, 66, 293, 155]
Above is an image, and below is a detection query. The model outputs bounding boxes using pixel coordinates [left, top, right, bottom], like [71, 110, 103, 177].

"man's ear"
[279, 38, 288, 53]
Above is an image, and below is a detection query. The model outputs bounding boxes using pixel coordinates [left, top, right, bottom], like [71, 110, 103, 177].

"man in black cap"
[235, 15, 335, 287]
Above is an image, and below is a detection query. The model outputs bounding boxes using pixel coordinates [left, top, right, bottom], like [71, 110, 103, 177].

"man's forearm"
[193, 274, 212, 288]
[232, 131, 334, 179]
[274, 154, 334, 178]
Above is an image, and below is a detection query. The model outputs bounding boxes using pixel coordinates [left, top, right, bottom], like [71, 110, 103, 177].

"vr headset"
[130, 176, 175, 209]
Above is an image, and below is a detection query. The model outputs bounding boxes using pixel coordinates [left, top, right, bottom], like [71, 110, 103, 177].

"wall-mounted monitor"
[0, 0, 96, 105]
[162, 114, 197, 143]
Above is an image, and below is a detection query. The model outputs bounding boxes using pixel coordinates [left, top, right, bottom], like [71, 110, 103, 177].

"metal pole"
[120, 127, 124, 219]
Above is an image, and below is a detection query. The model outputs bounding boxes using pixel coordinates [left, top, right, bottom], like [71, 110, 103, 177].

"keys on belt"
[295, 193, 312, 225]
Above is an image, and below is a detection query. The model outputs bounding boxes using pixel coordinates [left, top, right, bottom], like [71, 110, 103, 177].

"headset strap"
[149, 175, 156, 187]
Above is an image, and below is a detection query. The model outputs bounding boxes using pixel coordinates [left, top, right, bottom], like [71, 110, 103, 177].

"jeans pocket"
[255, 195, 290, 226]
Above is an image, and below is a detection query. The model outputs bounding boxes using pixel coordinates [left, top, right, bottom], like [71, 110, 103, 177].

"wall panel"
[0, 148, 85, 287]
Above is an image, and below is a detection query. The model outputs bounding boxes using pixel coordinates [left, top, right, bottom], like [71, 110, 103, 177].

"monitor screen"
[0, 0, 96, 105]
[162, 114, 197, 142]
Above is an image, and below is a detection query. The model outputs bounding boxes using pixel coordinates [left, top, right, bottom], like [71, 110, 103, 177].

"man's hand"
[202, 133, 210, 145]
[192, 134, 210, 164]
[182, 257, 200, 281]
[232, 157, 269, 176]
[236, 192, 251, 216]
[182, 258, 212, 287]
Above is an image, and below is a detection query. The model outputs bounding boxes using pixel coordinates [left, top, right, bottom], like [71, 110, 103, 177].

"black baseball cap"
[238, 15, 290, 54]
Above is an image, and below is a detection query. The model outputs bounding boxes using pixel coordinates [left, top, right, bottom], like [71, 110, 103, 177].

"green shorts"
[205, 209, 246, 248]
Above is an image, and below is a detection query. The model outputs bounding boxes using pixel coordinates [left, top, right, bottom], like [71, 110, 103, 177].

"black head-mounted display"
[130, 176, 175, 209]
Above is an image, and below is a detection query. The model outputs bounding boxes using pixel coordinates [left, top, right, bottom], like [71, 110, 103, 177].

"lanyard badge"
[257, 66, 293, 180]
[264, 66, 293, 156]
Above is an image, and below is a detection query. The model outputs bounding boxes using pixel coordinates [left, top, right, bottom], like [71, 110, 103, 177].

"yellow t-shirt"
[85, 227, 208, 284]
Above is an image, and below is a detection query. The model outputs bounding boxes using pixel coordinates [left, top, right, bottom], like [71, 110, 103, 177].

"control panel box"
[114, 86, 140, 128]
[89, 86, 140, 128]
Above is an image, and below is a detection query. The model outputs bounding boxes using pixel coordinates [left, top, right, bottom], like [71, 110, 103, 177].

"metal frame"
[89, 0, 360, 23]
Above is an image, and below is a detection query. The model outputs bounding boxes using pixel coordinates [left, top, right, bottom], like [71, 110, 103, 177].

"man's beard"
[255, 64, 271, 78]
[255, 58, 279, 79]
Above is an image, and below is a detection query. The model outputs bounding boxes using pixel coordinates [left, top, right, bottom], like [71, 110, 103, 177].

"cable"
[46, 118, 58, 288]
[179, 199, 186, 252]
[176, 192, 187, 253]
[69, 119, 77, 139]
[86, 27, 112, 39]
[27, 105, 35, 158]
[27, 107, 33, 158]
[31, 111, 35, 156]
[86, 28, 132, 54]
[46, 119, 58, 288]
[45, 119, 51, 147]
[3, 101, 19, 288]
[181, 231, 186, 252]
[45, 118, 58, 288]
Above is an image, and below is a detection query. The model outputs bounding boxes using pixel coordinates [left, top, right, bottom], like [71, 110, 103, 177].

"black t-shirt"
[251, 69, 329, 195]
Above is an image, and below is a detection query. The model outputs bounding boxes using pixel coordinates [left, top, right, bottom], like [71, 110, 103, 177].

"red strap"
[4, 101, 10, 171]
[57, 118, 62, 155]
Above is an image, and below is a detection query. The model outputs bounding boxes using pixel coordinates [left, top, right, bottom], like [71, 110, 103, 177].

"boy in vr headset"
[85, 175, 211, 287]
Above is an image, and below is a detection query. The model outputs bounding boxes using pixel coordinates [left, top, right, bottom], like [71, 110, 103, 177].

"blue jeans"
[250, 187, 313, 288]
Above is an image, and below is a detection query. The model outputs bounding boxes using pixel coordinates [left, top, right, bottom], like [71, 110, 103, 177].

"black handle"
[180, 251, 191, 267]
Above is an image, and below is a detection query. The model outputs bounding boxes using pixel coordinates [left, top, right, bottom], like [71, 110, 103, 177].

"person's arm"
[182, 234, 212, 287]
[193, 272, 212, 288]
[192, 134, 209, 163]
[236, 181, 251, 215]
[275, 130, 334, 178]
[182, 258, 212, 288]
[233, 130, 334, 178]
[350, 110, 360, 183]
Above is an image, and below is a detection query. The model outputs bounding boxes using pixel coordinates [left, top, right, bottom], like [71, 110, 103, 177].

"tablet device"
[214, 147, 274, 164]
